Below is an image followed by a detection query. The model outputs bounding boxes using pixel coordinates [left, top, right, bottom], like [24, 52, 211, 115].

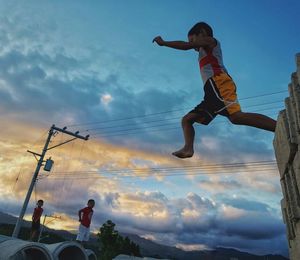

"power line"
[86, 116, 180, 132]
[46, 165, 278, 177]
[238, 90, 286, 101]
[41, 167, 277, 180]
[40, 160, 277, 179]
[82, 100, 283, 138]
[66, 90, 287, 128]
[89, 108, 281, 138]
[50, 160, 277, 173]
[83, 100, 283, 134]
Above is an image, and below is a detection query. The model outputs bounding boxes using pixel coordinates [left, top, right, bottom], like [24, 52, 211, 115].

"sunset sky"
[1, 0, 300, 257]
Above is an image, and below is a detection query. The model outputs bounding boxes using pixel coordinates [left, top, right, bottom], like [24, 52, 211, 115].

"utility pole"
[12, 124, 89, 238]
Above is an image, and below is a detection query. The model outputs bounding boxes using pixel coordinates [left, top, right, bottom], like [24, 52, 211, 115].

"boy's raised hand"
[152, 36, 165, 46]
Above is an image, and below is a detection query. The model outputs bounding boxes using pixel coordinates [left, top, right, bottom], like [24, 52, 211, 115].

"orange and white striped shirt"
[198, 39, 228, 83]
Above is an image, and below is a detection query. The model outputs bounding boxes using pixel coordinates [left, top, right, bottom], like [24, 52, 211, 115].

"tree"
[98, 220, 119, 259]
[97, 220, 141, 259]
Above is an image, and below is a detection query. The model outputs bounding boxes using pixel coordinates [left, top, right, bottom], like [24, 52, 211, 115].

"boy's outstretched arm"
[153, 36, 192, 50]
[153, 36, 215, 50]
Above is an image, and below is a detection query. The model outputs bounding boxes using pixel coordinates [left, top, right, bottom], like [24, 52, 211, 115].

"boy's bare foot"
[172, 148, 194, 158]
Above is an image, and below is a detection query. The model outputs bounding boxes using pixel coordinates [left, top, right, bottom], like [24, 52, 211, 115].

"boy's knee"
[182, 114, 195, 125]
[229, 113, 243, 125]
[182, 114, 209, 125]
[229, 117, 238, 124]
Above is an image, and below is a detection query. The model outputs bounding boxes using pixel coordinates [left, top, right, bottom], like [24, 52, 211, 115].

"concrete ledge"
[285, 166, 300, 221]
[45, 241, 88, 260]
[281, 198, 293, 245]
[113, 255, 169, 260]
[287, 78, 300, 144]
[85, 248, 97, 260]
[273, 110, 298, 176]
[292, 152, 300, 196]
[289, 221, 300, 260]
[296, 53, 300, 81]
[0, 235, 53, 260]
[285, 97, 299, 144]
[274, 53, 300, 259]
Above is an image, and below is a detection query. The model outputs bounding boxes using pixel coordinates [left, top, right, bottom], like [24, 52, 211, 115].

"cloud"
[198, 177, 241, 194]
[0, 3, 287, 257]
[176, 243, 209, 251]
[0, 7, 277, 165]
[0, 119, 284, 257]
[87, 191, 286, 256]
[222, 197, 272, 213]
[0, 19, 189, 152]
[101, 93, 113, 107]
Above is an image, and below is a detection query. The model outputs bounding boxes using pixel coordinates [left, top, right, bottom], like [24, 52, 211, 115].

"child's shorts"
[76, 223, 90, 242]
[189, 73, 241, 125]
[31, 221, 41, 231]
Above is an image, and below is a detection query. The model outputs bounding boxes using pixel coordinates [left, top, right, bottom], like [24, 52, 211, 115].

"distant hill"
[121, 233, 289, 260]
[0, 211, 74, 242]
[0, 212, 288, 260]
[0, 212, 21, 225]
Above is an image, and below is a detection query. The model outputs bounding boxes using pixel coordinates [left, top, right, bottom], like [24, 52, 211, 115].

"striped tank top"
[198, 39, 228, 83]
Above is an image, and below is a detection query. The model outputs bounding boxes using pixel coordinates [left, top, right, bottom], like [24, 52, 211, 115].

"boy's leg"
[172, 112, 206, 158]
[229, 111, 276, 132]
[29, 230, 35, 241]
[83, 227, 90, 245]
[30, 223, 38, 241]
[32, 230, 38, 241]
[76, 224, 84, 243]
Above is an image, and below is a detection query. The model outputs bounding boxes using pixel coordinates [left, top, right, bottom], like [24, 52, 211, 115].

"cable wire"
[89, 109, 282, 139]
[40, 160, 278, 180]
[66, 90, 287, 128]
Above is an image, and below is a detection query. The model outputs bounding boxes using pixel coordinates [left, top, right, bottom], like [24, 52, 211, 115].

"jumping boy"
[76, 199, 95, 244]
[153, 22, 276, 159]
[30, 199, 44, 241]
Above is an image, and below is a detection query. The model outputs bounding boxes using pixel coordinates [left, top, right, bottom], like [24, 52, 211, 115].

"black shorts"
[189, 73, 241, 125]
[31, 221, 40, 231]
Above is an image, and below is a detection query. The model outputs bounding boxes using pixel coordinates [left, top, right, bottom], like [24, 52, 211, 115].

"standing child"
[76, 199, 95, 244]
[30, 199, 44, 241]
[153, 22, 276, 158]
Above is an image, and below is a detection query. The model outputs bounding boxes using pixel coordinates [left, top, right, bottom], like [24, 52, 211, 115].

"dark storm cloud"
[222, 197, 271, 212]
[216, 213, 284, 239]
[72, 191, 286, 256]
[0, 158, 286, 256]
[84, 191, 284, 241]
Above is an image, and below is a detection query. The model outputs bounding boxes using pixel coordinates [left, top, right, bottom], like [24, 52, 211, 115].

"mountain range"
[0, 211, 288, 260]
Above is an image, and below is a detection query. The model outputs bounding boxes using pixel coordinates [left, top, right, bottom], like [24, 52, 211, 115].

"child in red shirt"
[76, 199, 95, 244]
[30, 199, 44, 241]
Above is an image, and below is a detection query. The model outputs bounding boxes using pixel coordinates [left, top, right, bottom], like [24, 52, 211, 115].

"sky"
[0, 0, 300, 257]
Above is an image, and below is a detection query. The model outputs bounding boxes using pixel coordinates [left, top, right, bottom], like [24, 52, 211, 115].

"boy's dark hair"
[37, 199, 43, 204]
[188, 22, 213, 37]
[88, 199, 95, 204]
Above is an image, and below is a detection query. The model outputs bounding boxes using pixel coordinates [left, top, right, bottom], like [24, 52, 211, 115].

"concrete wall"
[273, 53, 300, 260]
[85, 249, 97, 260]
[113, 255, 169, 260]
[0, 235, 97, 260]
[45, 241, 88, 260]
[0, 235, 53, 260]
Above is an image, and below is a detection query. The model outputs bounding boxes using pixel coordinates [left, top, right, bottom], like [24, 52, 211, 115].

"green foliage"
[97, 220, 141, 259]
[0, 223, 31, 240]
